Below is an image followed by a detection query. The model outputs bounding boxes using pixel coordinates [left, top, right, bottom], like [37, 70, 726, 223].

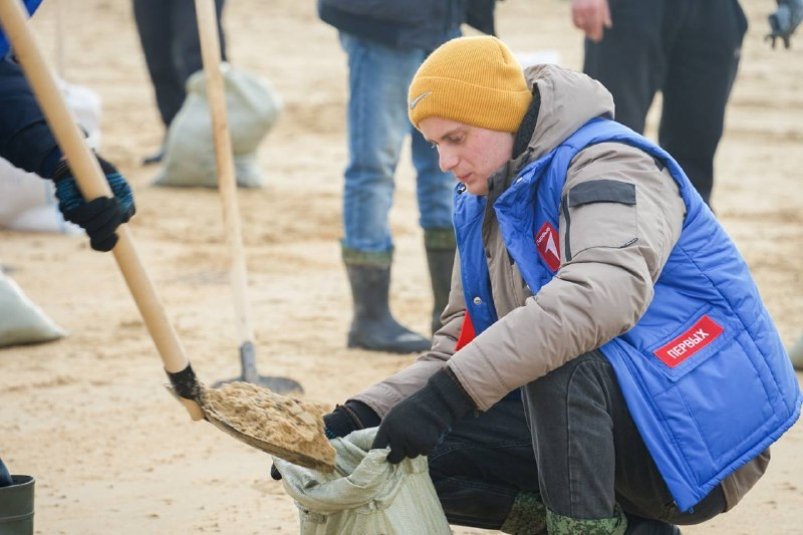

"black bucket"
[0, 475, 35, 535]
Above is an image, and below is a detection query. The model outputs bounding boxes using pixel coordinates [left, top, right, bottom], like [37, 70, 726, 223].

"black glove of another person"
[767, 0, 803, 48]
[322, 400, 381, 439]
[52, 156, 136, 252]
[270, 400, 380, 481]
[371, 368, 476, 464]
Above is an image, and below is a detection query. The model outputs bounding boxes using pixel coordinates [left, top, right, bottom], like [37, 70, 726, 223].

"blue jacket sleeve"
[0, 54, 62, 178]
[0, 0, 44, 56]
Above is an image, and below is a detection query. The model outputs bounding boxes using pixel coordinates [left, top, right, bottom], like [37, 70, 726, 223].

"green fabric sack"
[153, 64, 281, 188]
[274, 428, 451, 535]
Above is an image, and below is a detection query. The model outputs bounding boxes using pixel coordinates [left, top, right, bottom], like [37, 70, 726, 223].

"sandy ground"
[1, 0, 801, 533]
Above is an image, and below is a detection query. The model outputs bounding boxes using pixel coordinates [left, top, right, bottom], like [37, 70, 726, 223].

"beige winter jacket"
[352, 64, 767, 510]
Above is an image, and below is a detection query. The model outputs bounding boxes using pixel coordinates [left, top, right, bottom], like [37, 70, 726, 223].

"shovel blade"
[213, 341, 304, 395]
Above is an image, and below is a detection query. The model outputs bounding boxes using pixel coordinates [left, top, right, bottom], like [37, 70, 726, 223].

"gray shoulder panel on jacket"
[568, 179, 636, 208]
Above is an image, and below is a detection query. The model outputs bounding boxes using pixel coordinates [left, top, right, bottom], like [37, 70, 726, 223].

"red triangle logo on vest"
[535, 222, 561, 272]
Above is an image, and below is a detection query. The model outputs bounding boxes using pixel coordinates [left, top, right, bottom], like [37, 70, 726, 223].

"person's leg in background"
[133, 0, 184, 143]
[411, 127, 456, 336]
[581, 0, 667, 134]
[338, 32, 431, 354]
[170, 0, 227, 89]
[523, 351, 726, 534]
[658, 0, 747, 206]
[133, 0, 227, 165]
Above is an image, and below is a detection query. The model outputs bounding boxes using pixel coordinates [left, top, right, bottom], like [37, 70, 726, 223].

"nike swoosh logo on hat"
[409, 91, 431, 110]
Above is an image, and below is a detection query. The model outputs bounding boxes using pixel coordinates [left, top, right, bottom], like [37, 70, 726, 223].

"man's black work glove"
[371, 368, 476, 464]
[52, 156, 136, 252]
[767, 0, 803, 49]
[269, 400, 380, 481]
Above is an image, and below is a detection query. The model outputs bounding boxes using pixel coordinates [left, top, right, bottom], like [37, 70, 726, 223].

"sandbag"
[0, 158, 82, 234]
[59, 78, 103, 150]
[0, 270, 66, 347]
[273, 428, 451, 535]
[153, 64, 281, 188]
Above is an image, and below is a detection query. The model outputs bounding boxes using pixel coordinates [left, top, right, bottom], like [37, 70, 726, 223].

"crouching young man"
[317, 36, 802, 534]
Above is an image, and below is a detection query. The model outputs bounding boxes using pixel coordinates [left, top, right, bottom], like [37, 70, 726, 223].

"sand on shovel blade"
[201, 381, 336, 472]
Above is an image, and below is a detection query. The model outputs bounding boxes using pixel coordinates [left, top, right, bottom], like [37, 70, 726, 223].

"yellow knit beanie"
[408, 36, 532, 133]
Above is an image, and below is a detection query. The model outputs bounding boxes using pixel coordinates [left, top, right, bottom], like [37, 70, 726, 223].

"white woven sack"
[274, 428, 451, 535]
[59, 79, 103, 151]
[0, 270, 66, 347]
[0, 157, 81, 234]
[154, 64, 282, 188]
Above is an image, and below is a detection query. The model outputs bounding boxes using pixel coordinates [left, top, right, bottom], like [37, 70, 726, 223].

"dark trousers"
[582, 0, 748, 205]
[428, 351, 726, 529]
[132, 0, 227, 128]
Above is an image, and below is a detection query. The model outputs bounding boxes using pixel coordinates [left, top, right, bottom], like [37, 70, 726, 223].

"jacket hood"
[519, 64, 614, 162]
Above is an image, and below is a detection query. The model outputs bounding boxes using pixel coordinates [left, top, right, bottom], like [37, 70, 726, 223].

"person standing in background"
[1, 1, 135, 251]
[317, 0, 495, 354]
[132, 0, 227, 165]
[570, 0, 748, 207]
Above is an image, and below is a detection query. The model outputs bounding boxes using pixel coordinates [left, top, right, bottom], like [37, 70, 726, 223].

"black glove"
[270, 463, 282, 481]
[270, 400, 380, 481]
[323, 400, 381, 439]
[767, 0, 803, 49]
[52, 156, 136, 252]
[371, 368, 476, 464]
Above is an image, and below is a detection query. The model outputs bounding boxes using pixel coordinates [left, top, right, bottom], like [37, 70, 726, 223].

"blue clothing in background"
[0, 0, 61, 177]
[319, 0, 472, 254]
[0, 0, 43, 57]
[338, 31, 455, 253]
[0, 54, 61, 177]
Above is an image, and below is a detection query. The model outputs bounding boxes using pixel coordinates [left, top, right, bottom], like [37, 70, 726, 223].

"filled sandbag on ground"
[273, 427, 451, 535]
[153, 64, 282, 188]
[0, 157, 81, 234]
[0, 269, 65, 347]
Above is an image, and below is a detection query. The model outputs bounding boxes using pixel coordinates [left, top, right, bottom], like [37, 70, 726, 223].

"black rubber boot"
[0, 457, 35, 535]
[425, 228, 456, 336]
[343, 249, 431, 354]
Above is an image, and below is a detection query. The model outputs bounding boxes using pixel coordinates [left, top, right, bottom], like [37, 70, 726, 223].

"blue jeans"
[429, 351, 726, 529]
[338, 32, 455, 254]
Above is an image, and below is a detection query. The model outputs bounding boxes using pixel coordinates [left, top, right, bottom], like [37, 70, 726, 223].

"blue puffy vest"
[453, 118, 802, 511]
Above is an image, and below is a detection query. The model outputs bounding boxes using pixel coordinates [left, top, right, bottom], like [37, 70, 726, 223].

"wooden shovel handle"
[194, 0, 256, 349]
[0, 0, 203, 421]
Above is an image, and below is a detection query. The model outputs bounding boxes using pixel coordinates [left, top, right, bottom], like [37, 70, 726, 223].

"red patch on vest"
[535, 222, 561, 272]
[455, 313, 476, 351]
[653, 316, 724, 368]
